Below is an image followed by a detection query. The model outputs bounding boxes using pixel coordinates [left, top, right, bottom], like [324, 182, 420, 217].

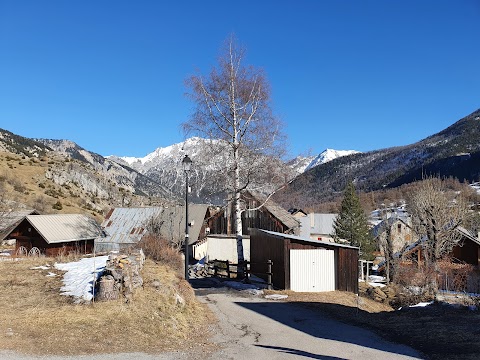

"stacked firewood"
[97, 250, 145, 302]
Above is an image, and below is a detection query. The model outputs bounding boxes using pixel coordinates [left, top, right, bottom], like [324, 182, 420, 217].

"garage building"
[250, 229, 359, 293]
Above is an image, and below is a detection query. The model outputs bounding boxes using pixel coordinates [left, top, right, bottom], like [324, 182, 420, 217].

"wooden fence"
[207, 259, 273, 290]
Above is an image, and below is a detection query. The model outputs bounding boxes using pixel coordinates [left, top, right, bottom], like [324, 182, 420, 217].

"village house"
[206, 191, 300, 236]
[193, 192, 300, 262]
[397, 227, 480, 268]
[5, 214, 102, 256]
[372, 214, 415, 255]
[298, 213, 337, 243]
[95, 205, 210, 252]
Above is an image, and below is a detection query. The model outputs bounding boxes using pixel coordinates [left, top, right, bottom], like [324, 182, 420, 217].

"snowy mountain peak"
[292, 149, 360, 174]
[107, 137, 215, 171]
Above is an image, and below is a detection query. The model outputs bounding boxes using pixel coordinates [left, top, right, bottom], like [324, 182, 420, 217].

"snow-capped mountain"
[289, 149, 360, 174]
[276, 108, 480, 209]
[107, 137, 211, 174]
[108, 137, 288, 204]
[304, 149, 360, 172]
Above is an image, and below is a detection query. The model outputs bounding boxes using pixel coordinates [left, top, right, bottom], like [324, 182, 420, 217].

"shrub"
[138, 234, 183, 274]
[52, 201, 63, 210]
[391, 263, 436, 307]
[10, 178, 27, 193]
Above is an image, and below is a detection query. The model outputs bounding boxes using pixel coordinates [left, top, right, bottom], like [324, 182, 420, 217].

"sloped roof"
[25, 214, 101, 244]
[371, 215, 411, 238]
[258, 229, 359, 250]
[377, 226, 480, 271]
[0, 209, 39, 241]
[97, 205, 209, 246]
[299, 213, 337, 238]
[247, 191, 300, 233]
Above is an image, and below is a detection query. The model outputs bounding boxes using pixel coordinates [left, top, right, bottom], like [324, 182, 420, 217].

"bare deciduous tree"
[407, 177, 469, 291]
[183, 36, 286, 263]
[377, 209, 395, 284]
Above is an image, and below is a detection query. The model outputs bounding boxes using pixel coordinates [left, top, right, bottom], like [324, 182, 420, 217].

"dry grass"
[0, 257, 216, 356]
[267, 289, 480, 360]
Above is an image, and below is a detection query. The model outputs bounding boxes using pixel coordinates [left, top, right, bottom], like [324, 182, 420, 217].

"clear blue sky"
[1, 1, 479, 159]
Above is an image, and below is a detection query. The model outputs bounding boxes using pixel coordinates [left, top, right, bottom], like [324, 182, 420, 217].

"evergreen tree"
[332, 182, 375, 259]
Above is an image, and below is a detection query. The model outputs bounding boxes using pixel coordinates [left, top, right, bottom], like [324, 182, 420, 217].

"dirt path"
[197, 288, 423, 360]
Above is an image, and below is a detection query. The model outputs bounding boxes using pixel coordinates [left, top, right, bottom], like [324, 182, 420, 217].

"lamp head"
[182, 154, 193, 172]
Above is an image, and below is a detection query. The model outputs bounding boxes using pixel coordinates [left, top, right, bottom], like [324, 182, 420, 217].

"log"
[97, 275, 119, 301]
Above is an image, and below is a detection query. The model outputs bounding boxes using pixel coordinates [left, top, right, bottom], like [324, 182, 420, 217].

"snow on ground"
[410, 301, 434, 308]
[368, 275, 386, 283]
[223, 281, 264, 295]
[265, 294, 288, 300]
[398, 301, 434, 310]
[30, 265, 50, 270]
[54, 256, 109, 302]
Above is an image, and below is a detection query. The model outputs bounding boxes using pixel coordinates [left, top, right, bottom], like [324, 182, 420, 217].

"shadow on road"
[236, 301, 421, 359]
[255, 345, 347, 359]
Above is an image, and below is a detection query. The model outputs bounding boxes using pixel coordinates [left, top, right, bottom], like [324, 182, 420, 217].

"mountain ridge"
[274, 108, 480, 209]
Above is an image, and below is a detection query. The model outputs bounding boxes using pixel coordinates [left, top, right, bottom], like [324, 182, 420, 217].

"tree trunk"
[234, 152, 245, 266]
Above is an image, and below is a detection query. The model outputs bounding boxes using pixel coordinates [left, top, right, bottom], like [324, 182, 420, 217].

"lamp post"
[182, 154, 193, 282]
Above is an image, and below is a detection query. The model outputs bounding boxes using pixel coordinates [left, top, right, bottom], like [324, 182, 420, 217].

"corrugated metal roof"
[26, 214, 101, 244]
[259, 229, 360, 249]
[299, 213, 337, 238]
[0, 209, 39, 241]
[96, 205, 209, 247]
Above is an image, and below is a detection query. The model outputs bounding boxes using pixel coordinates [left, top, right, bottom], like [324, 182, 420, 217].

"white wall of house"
[193, 235, 250, 262]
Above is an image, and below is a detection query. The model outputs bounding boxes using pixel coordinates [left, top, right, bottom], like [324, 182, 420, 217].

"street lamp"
[182, 154, 193, 281]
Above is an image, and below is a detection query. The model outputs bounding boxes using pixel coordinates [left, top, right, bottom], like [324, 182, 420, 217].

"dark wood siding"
[250, 229, 359, 293]
[337, 247, 359, 293]
[452, 240, 479, 266]
[209, 208, 290, 236]
[250, 229, 287, 289]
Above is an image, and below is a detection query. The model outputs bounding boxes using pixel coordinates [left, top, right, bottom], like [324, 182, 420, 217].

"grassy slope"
[0, 151, 104, 220]
[0, 257, 216, 356]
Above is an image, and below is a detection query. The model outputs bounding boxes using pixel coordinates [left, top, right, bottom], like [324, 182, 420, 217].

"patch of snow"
[46, 272, 57, 277]
[398, 301, 434, 310]
[0, 252, 11, 257]
[30, 265, 50, 270]
[54, 256, 109, 302]
[265, 294, 288, 300]
[368, 275, 386, 283]
[223, 281, 264, 295]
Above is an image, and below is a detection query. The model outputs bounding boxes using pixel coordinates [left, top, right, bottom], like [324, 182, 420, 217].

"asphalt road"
[196, 286, 423, 360]
[1, 284, 423, 360]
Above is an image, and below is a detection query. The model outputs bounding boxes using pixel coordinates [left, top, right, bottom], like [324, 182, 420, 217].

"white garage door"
[290, 249, 335, 292]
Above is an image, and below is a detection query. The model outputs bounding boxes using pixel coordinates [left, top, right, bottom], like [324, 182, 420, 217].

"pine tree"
[332, 182, 375, 259]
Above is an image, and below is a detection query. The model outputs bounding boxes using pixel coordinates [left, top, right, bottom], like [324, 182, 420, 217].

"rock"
[175, 293, 185, 306]
[373, 287, 387, 301]
[151, 280, 162, 289]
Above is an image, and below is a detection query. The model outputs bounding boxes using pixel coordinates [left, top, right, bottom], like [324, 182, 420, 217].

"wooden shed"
[250, 229, 359, 293]
[7, 214, 101, 257]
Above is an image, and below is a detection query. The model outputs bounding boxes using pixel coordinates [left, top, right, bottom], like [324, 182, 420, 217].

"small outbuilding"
[95, 205, 210, 252]
[250, 229, 359, 293]
[7, 214, 101, 256]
